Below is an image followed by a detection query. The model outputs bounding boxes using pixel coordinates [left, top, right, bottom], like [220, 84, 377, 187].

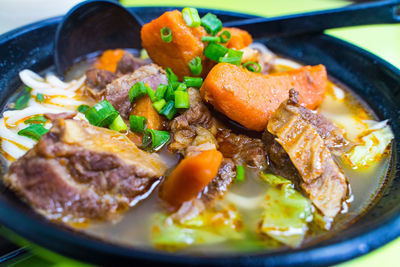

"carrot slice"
[94, 49, 125, 72]
[130, 96, 164, 131]
[160, 149, 223, 207]
[141, 10, 208, 80]
[200, 63, 327, 131]
[222, 27, 253, 50]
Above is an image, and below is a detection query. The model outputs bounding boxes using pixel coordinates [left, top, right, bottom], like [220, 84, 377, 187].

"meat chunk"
[85, 68, 117, 98]
[116, 52, 151, 74]
[105, 64, 168, 119]
[216, 129, 267, 169]
[4, 119, 167, 222]
[267, 89, 348, 218]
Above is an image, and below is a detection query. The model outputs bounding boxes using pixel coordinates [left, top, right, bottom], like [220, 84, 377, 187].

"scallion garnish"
[24, 115, 47, 125]
[201, 36, 220, 43]
[85, 100, 119, 127]
[146, 86, 157, 102]
[204, 42, 228, 62]
[152, 99, 167, 113]
[142, 129, 170, 151]
[129, 115, 148, 133]
[109, 115, 127, 132]
[18, 124, 48, 141]
[175, 83, 187, 91]
[165, 85, 175, 102]
[129, 81, 148, 102]
[155, 84, 168, 101]
[160, 100, 176, 120]
[14, 86, 32, 110]
[78, 104, 90, 114]
[200, 13, 222, 36]
[183, 76, 203, 88]
[219, 30, 232, 43]
[236, 165, 245, 182]
[188, 56, 202, 76]
[219, 49, 243, 66]
[174, 91, 190, 109]
[182, 7, 201, 27]
[243, 61, 262, 73]
[36, 93, 44, 102]
[160, 27, 172, 43]
[166, 68, 178, 83]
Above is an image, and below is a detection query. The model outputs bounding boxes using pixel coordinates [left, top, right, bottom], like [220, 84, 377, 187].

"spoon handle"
[224, 0, 400, 38]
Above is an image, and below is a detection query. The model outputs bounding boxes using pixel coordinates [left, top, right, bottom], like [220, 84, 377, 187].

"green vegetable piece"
[140, 49, 149, 59]
[183, 76, 203, 88]
[36, 93, 45, 102]
[182, 7, 201, 27]
[235, 165, 245, 182]
[24, 115, 47, 125]
[18, 124, 48, 141]
[204, 42, 228, 62]
[142, 129, 170, 151]
[201, 36, 220, 43]
[160, 100, 176, 120]
[243, 61, 262, 73]
[14, 86, 32, 110]
[200, 13, 222, 35]
[85, 100, 119, 127]
[155, 84, 168, 101]
[166, 67, 178, 83]
[188, 56, 202, 76]
[174, 91, 190, 109]
[160, 27, 172, 43]
[146, 86, 157, 102]
[129, 115, 148, 133]
[219, 49, 243, 66]
[109, 115, 127, 132]
[129, 81, 148, 102]
[152, 99, 167, 113]
[175, 83, 187, 91]
[219, 30, 232, 43]
[165, 85, 175, 102]
[77, 104, 90, 114]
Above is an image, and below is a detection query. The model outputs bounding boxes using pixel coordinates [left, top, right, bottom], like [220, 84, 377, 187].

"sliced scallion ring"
[85, 100, 119, 127]
[204, 42, 228, 62]
[243, 61, 262, 73]
[129, 81, 148, 102]
[109, 115, 127, 132]
[183, 76, 203, 88]
[219, 30, 232, 43]
[182, 7, 201, 27]
[77, 104, 90, 114]
[142, 129, 170, 151]
[200, 13, 222, 36]
[24, 115, 47, 124]
[188, 56, 202, 76]
[129, 115, 148, 133]
[160, 27, 172, 43]
[236, 165, 245, 182]
[160, 100, 176, 120]
[18, 124, 48, 141]
[174, 90, 190, 109]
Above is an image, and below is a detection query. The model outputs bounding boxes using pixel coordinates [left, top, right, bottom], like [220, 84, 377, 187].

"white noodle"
[48, 97, 87, 107]
[0, 119, 36, 149]
[274, 58, 302, 69]
[3, 104, 72, 125]
[1, 140, 26, 160]
[46, 72, 69, 88]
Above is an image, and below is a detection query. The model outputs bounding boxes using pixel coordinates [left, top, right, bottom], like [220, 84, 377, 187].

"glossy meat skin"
[267, 90, 348, 218]
[4, 119, 167, 221]
[105, 64, 167, 119]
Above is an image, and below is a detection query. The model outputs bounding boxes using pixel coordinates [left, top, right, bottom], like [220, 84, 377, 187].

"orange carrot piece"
[222, 27, 253, 50]
[130, 96, 164, 130]
[94, 49, 125, 72]
[141, 10, 208, 80]
[200, 63, 327, 131]
[160, 150, 223, 207]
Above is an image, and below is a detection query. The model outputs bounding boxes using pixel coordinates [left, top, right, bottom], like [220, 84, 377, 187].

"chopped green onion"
[227, 48, 243, 58]
[174, 91, 190, 109]
[182, 7, 201, 27]
[183, 76, 203, 88]
[243, 61, 262, 73]
[160, 100, 176, 120]
[201, 13, 222, 36]
[171, 81, 181, 90]
[129, 115, 148, 133]
[219, 30, 231, 43]
[165, 85, 175, 102]
[152, 99, 167, 113]
[24, 115, 47, 124]
[85, 100, 119, 127]
[14, 87, 32, 110]
[175, 83, 187, 91]
[219, 49, 243, 66]
[109, 115, 127, 132]
[204, 42, 228, 62]
[236, 165, 245, 182]
[78, 104, 90, 114]
[160, 27, 172, 43]
[201, 36, 220, 43]
[129, 81, 147, 102]
[142, 129, 170, 151]
[146, 86, 157, 102]
[188, 56, 202, 76]
[155, 84, 168, 101]
[18, 124, 48, 141]
[36, 93, 44, 102]
[140, 49, 149, 59]
[166, 68, 178, 83]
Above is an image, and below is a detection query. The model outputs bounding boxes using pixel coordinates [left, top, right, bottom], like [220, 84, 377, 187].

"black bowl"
[0, 6, 399, 267]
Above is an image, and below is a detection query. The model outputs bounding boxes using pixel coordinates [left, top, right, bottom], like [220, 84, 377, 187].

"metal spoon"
[54, 0, 400, 77]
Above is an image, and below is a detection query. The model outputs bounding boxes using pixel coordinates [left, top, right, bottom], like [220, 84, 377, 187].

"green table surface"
[6, 0, 400, 266]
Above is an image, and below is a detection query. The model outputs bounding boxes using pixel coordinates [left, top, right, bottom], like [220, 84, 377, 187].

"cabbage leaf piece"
[343, 121, 394, 169]
[151, 205, 244, 250]
[259, 173, 313, 248]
